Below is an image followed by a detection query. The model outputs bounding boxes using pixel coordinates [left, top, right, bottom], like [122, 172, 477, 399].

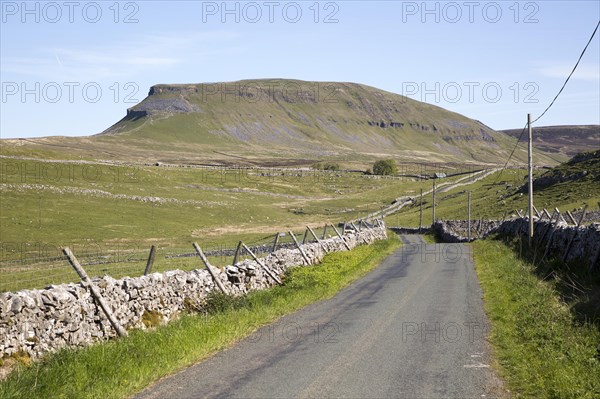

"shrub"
[203, 291, 249, 314]
[372, 159, 398, 176]
[314, 162, 341, 171]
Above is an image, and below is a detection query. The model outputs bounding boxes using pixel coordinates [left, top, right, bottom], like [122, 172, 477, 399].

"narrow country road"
[135, 235, 505, 399]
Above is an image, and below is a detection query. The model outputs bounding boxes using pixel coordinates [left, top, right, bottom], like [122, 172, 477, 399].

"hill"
[509, 149, 600, 214]
[1, 79, 557, 167]
[501, 125, 599, 157]
[532, 149, 600, 191]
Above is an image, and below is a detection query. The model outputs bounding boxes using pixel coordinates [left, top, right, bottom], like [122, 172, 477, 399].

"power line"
[532, 19, 600, 124]
[488, 19, 600, 189]
[485, 122, 527, 192]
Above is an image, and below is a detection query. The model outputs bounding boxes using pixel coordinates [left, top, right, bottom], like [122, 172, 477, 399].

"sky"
[1, 0, 599, 139]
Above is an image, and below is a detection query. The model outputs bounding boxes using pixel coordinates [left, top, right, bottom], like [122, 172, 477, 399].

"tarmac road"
[135, 235, 506, 399]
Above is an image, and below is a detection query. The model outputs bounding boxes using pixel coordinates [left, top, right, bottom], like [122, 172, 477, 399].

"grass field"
[2, 150, 597, 292]
[473, 239, 600, 398]
[0, 155, 469, 291]
[0, 235, 401, 399]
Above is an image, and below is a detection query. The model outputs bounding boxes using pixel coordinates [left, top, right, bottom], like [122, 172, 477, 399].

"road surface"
[136, 235, 506, 399]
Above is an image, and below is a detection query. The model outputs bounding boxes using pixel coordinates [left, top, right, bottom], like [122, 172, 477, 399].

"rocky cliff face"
[126, 85, 202, 117]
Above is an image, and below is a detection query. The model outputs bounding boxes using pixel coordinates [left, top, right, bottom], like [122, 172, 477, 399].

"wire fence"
[0, 224, 345, 293]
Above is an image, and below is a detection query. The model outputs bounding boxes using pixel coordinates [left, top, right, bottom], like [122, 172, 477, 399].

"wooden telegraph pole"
[419, 188, 423, 232]
[528, 113, 534, 245]
[467, 191, 471, 241]
[432, 180, 436, 225]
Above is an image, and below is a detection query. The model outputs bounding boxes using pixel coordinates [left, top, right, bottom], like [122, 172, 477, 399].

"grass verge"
[0, 234, 401, 399]
[472, 239, 600, 398]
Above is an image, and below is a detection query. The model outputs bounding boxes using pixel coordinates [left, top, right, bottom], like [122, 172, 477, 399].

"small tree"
[322, 162, 340, 171]
[372, 159, 398, 176]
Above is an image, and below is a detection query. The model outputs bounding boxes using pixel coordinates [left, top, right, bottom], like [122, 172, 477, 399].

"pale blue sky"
[1, 0, 599, 138]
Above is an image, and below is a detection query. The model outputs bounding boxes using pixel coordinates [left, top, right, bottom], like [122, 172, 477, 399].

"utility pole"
[419, 188, 423, 232]
[432, 180, 436, 225]
[467, 191, 471, 241]
[528, 113, 534, 245]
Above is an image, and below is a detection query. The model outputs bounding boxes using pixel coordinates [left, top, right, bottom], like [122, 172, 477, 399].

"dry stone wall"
[0, 226, 387, 360]
[432, 220, 501, 243]
[493, 219, 600, 266]
[432, 219, 600, 268]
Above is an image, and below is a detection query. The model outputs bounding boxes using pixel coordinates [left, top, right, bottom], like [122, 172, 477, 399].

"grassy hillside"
[386, 150, 600, 227]
[1, 79, 557, 167]
[532, 149, 600, 190]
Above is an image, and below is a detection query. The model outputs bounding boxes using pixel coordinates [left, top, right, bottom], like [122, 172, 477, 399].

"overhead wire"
[487, 19, 600, 191]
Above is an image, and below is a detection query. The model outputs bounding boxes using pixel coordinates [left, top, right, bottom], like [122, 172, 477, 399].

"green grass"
[421, 231, 438, 243]
[2, 154, 596, 292]
[472, 239, 600, 398]
[2, 154, 460, 291]
[0, 234, 401, 399]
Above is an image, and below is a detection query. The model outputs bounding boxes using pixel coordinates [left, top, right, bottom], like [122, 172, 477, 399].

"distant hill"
[501, 125, 599, 157]
[1, 79, 559, 167]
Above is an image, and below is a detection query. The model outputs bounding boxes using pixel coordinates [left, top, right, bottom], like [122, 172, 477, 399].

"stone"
[0, 225, 388, 360]
[10, 296, 23, 313]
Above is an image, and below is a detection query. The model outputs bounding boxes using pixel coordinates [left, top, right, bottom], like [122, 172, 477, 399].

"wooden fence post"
[350, 222, 369, 244]
[62, 247, 128, 337]
[144, 245, 156, 276]
[271, 233, 281, 253]
[192, 242, 229, 295]
[539, 209, 558, 244]
[241, 243, 282, 285]
[307, 225, 327, 253]
[516, 209, 524, 218]
[321, 225, 328, 240]
[359, 219, 365, 230]
[288, 231, 312, 265]
[362, 222, 377, 241]
[232, 240, 243, 266]
[566, 211, 577, 226]
[302, 228, 309, 245]
[330, 224, 351, 251]
[542, 209, 552, 220]
[542, 210, 561, 261]
[563, 205, 588, 262]
[307, 226, 322, 244]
